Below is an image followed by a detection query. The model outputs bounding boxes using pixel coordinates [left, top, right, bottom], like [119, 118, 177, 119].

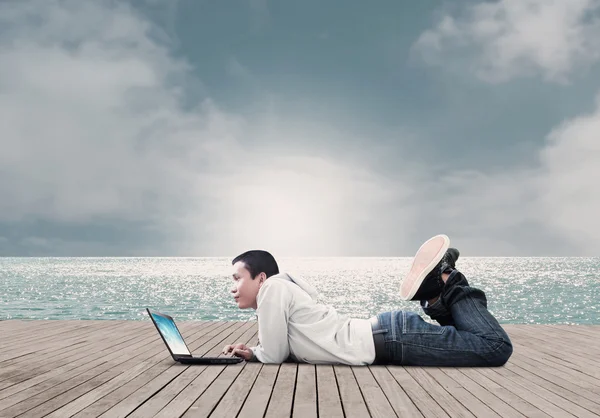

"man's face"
[230, 261, 264, 309]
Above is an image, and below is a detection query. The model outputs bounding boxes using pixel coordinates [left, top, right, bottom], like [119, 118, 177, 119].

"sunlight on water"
[0, 257, 599, 324]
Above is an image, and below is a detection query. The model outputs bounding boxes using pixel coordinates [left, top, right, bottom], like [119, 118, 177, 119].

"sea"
[1, 257, 598, 324]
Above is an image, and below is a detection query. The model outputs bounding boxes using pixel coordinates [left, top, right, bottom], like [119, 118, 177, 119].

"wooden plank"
[0, 320, 135, 366]
[0, 321, 160, 402]
[316, 365, 344, 418]
[291, 364, 317, 418]
[32, 320, 215, 418]
[236, 364, 280, 418]
[543, 325, 600, 338]
[0, 321, 206, 417]
[457, 368, 550, 418]
[95, 322, 244, 418]
[0, 322, 150, 400]
[477, 368, 577, 418]
[506, 327, 600, 379]
[0, 319, 40, 329]
[74, 359, 191, 418]
[333, 365, 370, 418]
[386, 367, 450, 418]
[0, 321, 94, 351]
[440, 368, 527, 418]
[370, 366, 423, 417]
[69, 322, 229, 417]
[263, 363, 297, 418]
[0, 321, 117, 362]
[511, 347, 600, 398]
[0, 320, 70, 342]
[0, 321, 142, 386]
[0, 319, 77, 337]
[405, 367, 475, 418]
[174, 326, 259, 417]
[43, 361, 162, 418]
[500, 364, 600, 418]
[352, 366, 397, 417]
[72, 322, 234, 418]
[1, 321, 600, 418]
[527, 326, 600, 361]
[425, 368, 501, 417]
[510, 332, 600, 380]
[91, 321, 247, 418]
[123, 322, 256, 417]
[209, 362, 263, 418]
[507, 326, 598, 363]
[0, 321, 127, 368]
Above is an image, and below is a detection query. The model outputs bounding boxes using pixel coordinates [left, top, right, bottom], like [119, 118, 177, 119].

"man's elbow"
[258, 351, 290, 364]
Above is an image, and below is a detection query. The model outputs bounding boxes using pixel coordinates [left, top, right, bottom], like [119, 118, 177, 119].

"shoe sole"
[399, 234, 450, 300]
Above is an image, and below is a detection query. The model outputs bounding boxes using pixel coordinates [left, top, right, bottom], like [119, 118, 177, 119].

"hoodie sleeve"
[250, 280, 291, 363]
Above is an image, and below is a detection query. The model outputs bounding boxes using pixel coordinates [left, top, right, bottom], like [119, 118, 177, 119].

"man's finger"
[232, 348, 250, 360]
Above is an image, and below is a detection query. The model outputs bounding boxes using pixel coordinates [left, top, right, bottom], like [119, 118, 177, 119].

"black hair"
[232, 250, 279, 279]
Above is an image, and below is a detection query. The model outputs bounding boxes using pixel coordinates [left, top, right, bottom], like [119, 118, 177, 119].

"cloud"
[0, 0, 418, 256]
[406, 1, 600, 255]
[534, 94, 600, 250]
[414, 100, 600, 256]
[3, 0, 598, 257]
[413, 0, 600, 83]
[214, 154, 418, 257]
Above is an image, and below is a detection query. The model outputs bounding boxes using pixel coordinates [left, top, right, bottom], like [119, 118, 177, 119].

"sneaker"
[443, 248, 460, 271]
[400, 234, 450, 301]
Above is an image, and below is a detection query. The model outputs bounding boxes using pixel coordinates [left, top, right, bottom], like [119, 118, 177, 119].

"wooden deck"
[0, 320, 599, 418]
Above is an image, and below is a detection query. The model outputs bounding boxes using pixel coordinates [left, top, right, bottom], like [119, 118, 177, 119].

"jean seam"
[402, 311, 446, 335]
[488, 339, 509, 353]
[400, 341, 498, 354]
[401, 341, 404, 364]
[402, 311, 405, 338]
[465, 291, 504, 342]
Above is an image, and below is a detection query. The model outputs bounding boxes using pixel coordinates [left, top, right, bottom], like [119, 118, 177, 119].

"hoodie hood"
[270, 272, 319, 301]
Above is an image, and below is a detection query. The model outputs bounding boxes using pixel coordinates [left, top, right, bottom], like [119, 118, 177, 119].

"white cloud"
[215, 154, 416, 257]
[0, 0, 416, 256]
[406, 0, 600, 255]
[413, 0, 600, 83]
[534, 94, 600, 250]
[3, 0, 598, 257]
[420, 101, 600, 256]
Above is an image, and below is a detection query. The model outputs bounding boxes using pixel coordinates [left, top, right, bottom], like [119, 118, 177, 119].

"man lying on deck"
[222, 234, 513, 366]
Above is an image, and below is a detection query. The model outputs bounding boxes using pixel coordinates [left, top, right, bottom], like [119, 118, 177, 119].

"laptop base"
[176, 356, 243, 365]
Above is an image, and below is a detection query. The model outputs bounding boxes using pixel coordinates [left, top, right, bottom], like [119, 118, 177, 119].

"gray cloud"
[0, 0, 421, 256]
[534, 94, 600, 252]
[2, 0, 599, 257]
[408, 0, 600, 256]
[413, 0, 600, 83]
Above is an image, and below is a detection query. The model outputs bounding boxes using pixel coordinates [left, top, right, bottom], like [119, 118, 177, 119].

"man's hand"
[222, 343, 253, 361]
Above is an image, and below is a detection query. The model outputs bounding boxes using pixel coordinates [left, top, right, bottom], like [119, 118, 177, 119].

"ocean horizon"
[1, 256, 598, 324]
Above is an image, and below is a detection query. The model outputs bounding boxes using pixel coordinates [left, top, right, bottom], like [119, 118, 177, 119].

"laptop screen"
[149, 311, 191, 356]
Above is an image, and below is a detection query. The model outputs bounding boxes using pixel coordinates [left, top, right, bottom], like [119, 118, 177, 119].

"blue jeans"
[374, 270, 513, 366]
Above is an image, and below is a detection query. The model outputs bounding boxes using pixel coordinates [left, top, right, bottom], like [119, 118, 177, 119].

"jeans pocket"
[401, 311, 446, 335]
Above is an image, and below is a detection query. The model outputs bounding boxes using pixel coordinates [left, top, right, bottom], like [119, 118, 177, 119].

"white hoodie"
[250, 272, 376, 365]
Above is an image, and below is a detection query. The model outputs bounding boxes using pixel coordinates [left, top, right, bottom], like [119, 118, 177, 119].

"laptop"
[147, 308, 243, 365]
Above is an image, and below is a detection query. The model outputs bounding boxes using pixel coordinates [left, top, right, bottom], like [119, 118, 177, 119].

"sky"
[1, 0, 600, 257]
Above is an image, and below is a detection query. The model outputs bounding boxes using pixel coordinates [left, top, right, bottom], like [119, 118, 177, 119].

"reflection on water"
[1, 257, 598, 324]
